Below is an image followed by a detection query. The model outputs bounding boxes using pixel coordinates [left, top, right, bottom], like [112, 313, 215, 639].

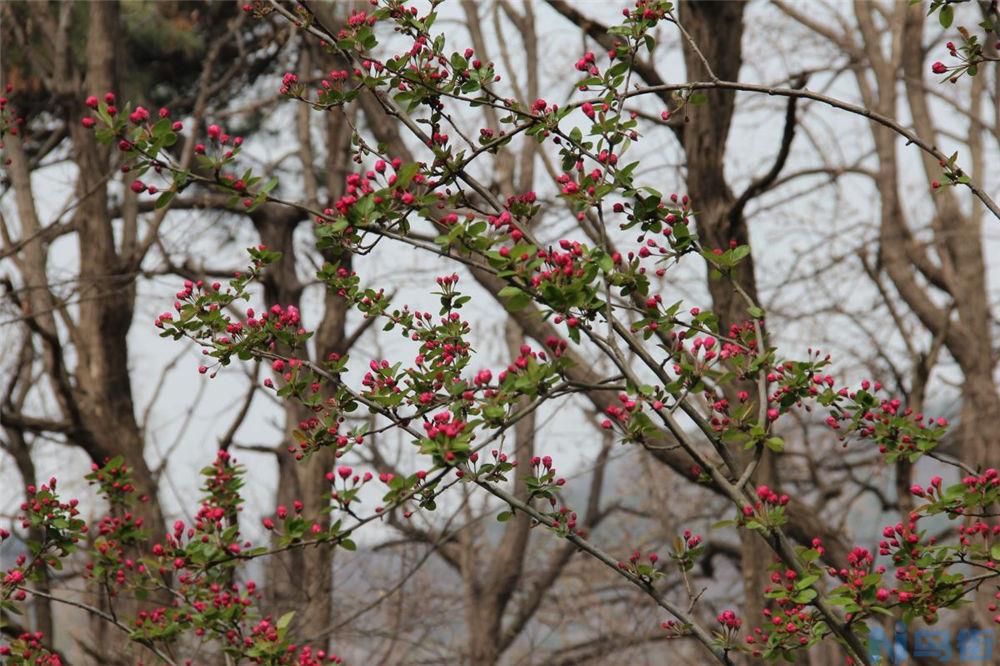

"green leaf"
[497, 285, 532, 312]
[151, 117, 172, 139]
[826, 595, 853, 606]
[795, 574, 819, 590]
[939, 5, 953, 28]
[800, 549, 822, 563]
[765, 437, 785, 452]
[260, 177, 279, 196]
[497, 511, 513, 522]
[595, 251, 614, 273]
[155, 190, 175, 209]
[396, 162, 420, 188]
[689, 92, 708, 106]
[276, 611, 295, 630]
[483, 405, 506, 419]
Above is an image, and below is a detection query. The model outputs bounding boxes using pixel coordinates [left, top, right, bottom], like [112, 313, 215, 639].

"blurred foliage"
[1, 0, 290, 152]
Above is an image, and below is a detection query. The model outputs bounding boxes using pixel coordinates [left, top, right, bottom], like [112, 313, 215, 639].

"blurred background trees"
[1, 1, 997, 664]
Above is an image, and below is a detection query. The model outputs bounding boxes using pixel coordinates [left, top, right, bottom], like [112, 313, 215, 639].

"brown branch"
[17, 587, 177, 666]
[0, 410, 74, 436]
[621, 80, 1000, 222]
[0, 279, 104, 463]
[472, 476, 734, 665]
[218, 362, 260, 452]
[543, 0, 683, 142]
[728, 76, 806, 225]
[548, 629, 678, 666]
[0, 219, 76, 262]
[498, 434, 616, 651]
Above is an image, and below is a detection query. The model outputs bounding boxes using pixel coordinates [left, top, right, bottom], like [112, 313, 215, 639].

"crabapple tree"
[2, 1, 999, 665]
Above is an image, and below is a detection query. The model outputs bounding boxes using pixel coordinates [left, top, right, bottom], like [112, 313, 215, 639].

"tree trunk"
[679, 0, 776, 639]
[258, 91, 354, 641]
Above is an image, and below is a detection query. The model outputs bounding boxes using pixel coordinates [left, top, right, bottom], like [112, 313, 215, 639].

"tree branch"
[728, 76, 806, 225]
